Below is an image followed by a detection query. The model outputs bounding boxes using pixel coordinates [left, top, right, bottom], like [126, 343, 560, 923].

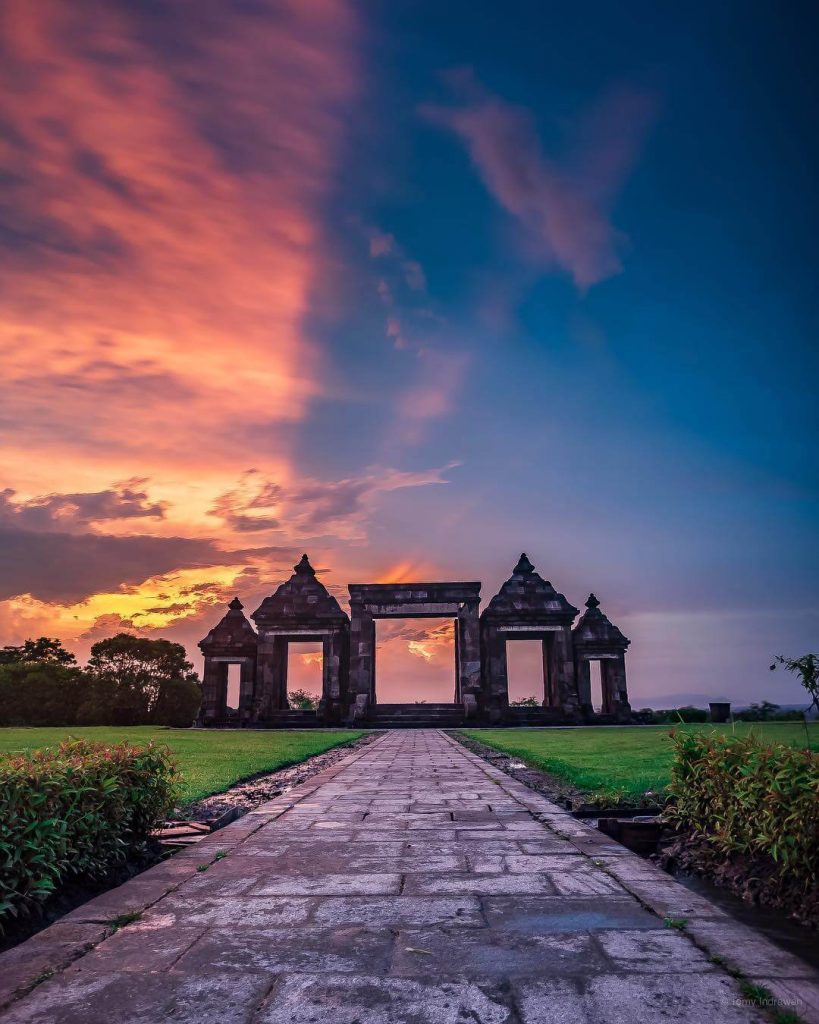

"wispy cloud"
[424, 73, 656, 289]
[394, 349, 470, 443]
[210, 464, 457, 540]
[0, 481, 167, 533]
[0, 0, 359, 485]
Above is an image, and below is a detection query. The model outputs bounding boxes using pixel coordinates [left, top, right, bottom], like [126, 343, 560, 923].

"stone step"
[367, 713, 464, 720]
[372, 704, 461, 712]
[257, 710, 320, 729]
[363, 719, 466, 729]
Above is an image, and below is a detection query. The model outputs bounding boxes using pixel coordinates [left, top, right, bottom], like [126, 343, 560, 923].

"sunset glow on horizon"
[1, 1, 816, 705]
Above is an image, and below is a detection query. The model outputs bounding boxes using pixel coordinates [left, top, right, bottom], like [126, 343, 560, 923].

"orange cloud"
[0, 0, 359, 494]
[407, 621, 455, 662]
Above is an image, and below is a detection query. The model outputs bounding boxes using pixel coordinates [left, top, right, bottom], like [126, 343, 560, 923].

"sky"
[1, 0, 817, 707]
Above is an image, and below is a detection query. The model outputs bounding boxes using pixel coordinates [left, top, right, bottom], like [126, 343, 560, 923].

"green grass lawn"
[0, 727, 365, 804]
[461, 722, 819, 801]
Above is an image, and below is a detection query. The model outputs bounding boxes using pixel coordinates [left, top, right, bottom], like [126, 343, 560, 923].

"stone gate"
[197, 552, 631, 726]
[348, 581, 482, 721]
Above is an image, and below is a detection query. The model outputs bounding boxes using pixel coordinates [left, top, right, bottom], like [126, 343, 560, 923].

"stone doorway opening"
[589, 660, 604, 712]
[499, 633, 560, 707]
[225, 663, 241, 711]
[374, 617, 456, 704]
[506, 639, 547, 705]
[285, 640, 323, 705]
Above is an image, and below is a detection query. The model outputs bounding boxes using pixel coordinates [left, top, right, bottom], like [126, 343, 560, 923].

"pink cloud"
[368, 229, 396, 257]
[424, 78, 657, 290]
[395, 350, 470, 442]
[0, 0, 360, 477]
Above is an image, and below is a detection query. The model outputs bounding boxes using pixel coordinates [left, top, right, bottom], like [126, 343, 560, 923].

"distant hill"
[629, 691, 812, 712]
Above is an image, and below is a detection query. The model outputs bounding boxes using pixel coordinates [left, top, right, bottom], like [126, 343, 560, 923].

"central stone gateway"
[348, 581, 482, 721]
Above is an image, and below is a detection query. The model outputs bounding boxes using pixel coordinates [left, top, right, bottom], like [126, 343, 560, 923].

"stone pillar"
[272, 636, 289, 710]
[200, 658, 228, 724]
[553, 625, 580, 715]
[575, 657, 592, 715]
[254, 641, 275, 720]
[319, 629, 348, 723]
[541, 637, 555, 706]
[453, 620, 461, 702]
[349, 605, 375, 708]
[238, 656, 256, 725]
[602, 654, 630, 720]
[456, 601, 482, 711]
[481, 624, 508, 721]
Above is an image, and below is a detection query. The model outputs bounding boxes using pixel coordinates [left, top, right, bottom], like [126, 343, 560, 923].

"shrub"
[664, 731, 819, 892]
[671, 706, 709, 723]
[0, 739, 179, 927]
[288, 688, 318, 710]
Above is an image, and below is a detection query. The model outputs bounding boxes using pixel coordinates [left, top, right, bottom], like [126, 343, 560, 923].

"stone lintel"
[497, 624, 563, 633]
[366, 604, 462, 618]
[261, 628, 335, 639]
[349, 582, 481, 605]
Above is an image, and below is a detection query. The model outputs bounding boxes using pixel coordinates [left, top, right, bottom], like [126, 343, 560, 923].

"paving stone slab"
[73, 922, 206, 972]
[683, 920, 818, 978]
[1, 970, 273, 1024]
[311, 896, 485, 928]
[139, 896, 316, 929]
[482, 896, 662, 933]
[391, 927, 604, 978]
[513, 974, 767, 1023]
[252, 873, 402, 896]
[254, 973, 514, 1024]
[756, 976, 819, 1024]
[594, 928, 716, 972]
[403, 872, 556, 896]
[178, 925, 394, 975]
[0, 924, 109, 1011]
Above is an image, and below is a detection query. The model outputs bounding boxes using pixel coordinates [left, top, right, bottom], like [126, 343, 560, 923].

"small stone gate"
[197, 552, 631, 727]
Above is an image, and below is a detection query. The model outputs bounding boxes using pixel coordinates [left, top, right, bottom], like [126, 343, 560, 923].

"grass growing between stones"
[0, 727, 365, 803]
[460, 723, 819, 801]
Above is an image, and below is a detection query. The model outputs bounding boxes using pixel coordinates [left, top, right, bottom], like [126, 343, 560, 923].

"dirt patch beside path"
[449, 730, 587, 808]
[182, 731, 382, 821]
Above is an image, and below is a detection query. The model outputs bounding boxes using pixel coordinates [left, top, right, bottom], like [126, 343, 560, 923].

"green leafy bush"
[0, 739, 179, 927]
[670, 706, 709, 723]
[664, 731, 819, 891]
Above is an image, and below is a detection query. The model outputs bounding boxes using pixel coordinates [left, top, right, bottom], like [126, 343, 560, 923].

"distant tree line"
[0, 634, 201, 727]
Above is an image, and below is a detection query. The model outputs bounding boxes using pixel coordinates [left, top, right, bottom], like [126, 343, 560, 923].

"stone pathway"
[2, 730, 816, 1023]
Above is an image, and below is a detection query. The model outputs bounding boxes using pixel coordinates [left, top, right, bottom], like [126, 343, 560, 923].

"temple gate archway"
[348, 581, 481, 719]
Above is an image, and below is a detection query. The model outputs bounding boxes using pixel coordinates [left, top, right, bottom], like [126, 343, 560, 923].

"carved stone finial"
[586, 593, 600, 609]
[294, 553, 316, 576]
[228, 596, 243, 611]
[513, 553, 535, 575]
